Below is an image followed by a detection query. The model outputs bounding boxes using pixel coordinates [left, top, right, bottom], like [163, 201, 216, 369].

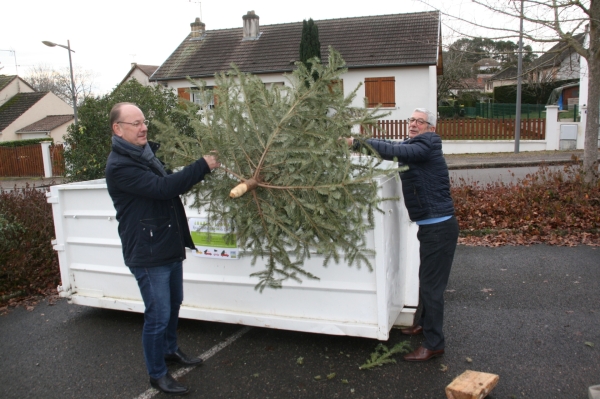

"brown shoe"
[403, 346, 444, 362]
[400, 325, 423, 336]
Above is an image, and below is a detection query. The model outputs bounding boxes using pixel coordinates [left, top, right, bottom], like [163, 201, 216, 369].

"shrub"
[0, 185, 59, 305]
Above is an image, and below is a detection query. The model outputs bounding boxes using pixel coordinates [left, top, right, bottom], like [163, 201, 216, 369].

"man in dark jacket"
[105, 102, 220, 395]
[346, 108, 458, 361]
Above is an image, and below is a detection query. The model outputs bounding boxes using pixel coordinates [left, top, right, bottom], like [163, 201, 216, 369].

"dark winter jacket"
[359, 132, 454, 222]
[105, 141, 211, 268]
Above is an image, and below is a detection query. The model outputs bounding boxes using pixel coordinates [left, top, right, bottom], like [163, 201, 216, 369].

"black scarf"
[112, 135, 167, 177]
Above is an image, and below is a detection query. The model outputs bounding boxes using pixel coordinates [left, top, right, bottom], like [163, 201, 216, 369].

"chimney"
[190, 17, 205, 39]
[242, 10, 260, 40]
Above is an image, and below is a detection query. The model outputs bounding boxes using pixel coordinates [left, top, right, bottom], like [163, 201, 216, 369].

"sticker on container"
[188, 217, 239, 259]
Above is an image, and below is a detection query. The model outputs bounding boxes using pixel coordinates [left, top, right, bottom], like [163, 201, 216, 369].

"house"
[487, 66, 518, 92]
[0, 75, 73, 143]
[488, 34, 584, 97]
[527, 34, 583, 83]
[474, 58, 501, 73]
[150, 10, 442, 121]
[118, 63, 159, 87]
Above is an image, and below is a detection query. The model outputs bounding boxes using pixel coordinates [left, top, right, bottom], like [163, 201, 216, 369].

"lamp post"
[42, 40, 78, 124]
[514, 0, 524, 153]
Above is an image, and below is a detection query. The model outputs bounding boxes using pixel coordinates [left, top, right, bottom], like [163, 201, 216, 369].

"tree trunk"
[583, 0, 600, 184]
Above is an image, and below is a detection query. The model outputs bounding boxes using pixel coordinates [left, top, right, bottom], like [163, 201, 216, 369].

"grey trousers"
[416, 216, 459, 351]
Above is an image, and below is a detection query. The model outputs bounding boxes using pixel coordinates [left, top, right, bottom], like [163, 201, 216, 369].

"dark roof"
[137, 64, 159, 76]
[151, 11, 441, 81]
[0, 92, 47, 132]
[16, 114, 74, 133]
[0, 75, 17, 91]
[490, 66, 518, 81]
[119, 64, 160, 86]
[529, 33, 584, 70]
[0, 74, 36, 93]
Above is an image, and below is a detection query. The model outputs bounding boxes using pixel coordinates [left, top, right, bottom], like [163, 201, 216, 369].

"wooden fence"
[0, 144, 65, 177]
[362, 118, 546, 141]
[50, 144, 65, 176]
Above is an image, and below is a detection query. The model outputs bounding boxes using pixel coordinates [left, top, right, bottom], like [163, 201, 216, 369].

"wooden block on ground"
[445, 370, 499, 399]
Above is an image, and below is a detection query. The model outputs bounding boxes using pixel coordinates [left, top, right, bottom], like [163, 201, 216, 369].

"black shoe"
[150, 373, 190, 396]
[164, 349, 204, 366]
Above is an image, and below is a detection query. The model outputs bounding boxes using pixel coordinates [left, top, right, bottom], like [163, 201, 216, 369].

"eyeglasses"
[408, 118, 431, 126]
[116, 120, 149, 127]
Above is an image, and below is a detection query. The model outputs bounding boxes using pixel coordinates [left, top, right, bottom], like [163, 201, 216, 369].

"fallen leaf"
[296, 357, 304, 365]
[440, 364, 448, 372]
[585, 342, 594, 348]
[327, 373, 336, 380]
[466, 357, 473, 363]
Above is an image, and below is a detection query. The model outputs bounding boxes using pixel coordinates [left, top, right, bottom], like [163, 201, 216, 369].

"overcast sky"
[1, 0, 526, 95]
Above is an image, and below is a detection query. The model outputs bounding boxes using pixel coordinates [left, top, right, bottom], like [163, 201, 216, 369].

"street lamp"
[42, 40, 78, 124]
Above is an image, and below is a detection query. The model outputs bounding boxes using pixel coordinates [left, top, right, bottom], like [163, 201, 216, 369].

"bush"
[0, 185, 59, 305]
[0, 138, 53, 148]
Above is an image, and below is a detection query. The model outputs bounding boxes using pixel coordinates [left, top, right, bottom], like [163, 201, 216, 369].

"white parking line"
[134, 326, 252, 399]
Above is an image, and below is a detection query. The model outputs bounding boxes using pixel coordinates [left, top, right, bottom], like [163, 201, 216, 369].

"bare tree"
[438, 49, 474, 101]
[23, 64, 97, 107]
[436, 0, 598, 183]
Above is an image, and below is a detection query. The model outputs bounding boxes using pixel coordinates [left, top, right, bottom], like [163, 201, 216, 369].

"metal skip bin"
[47, 162, 420, 341]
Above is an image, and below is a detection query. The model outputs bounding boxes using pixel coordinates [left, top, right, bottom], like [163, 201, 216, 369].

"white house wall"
[1, 92, 73, 142]
[126, 69, 156, 86]
[556, 52, 581, 81]
[0, 77, 34, 107]
[343, 67, 433, 123]
[167, 66, 435, 127]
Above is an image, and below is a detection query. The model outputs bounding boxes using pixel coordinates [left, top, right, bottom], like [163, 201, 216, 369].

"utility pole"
[514, 0, 524, 153]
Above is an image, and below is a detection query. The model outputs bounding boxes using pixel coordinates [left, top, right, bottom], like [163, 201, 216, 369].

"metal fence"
[438, 103, 578, 120]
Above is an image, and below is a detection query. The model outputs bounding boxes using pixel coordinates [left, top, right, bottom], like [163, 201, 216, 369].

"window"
[364, 77, 395, 108]
[191, 86, 215, 110]
[177, 87, 216, 110]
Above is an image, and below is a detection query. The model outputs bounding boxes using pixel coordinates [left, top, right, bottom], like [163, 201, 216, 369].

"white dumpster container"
[47, 164, 419, 340]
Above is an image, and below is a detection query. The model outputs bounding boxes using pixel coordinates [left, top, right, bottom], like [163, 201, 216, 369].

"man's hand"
[203, 155, 220, 170]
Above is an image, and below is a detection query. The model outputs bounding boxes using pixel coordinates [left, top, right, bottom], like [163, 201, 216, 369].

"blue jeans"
[130, 262, 183, 379]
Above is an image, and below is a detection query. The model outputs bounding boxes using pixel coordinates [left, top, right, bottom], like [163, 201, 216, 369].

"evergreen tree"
[63, 80, 197, 182]
[299, 18, 322, 83]
[154, 48, 398, 291]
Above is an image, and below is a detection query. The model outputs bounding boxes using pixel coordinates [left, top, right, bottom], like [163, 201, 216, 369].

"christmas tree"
[155, 48, 399, 291]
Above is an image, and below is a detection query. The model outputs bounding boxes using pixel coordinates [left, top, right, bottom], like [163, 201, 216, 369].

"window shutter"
[379, 77, 395, 107]
[177, 87, 190, 101]
[364, 77, 395, 108]
[365, 78, 378, 108]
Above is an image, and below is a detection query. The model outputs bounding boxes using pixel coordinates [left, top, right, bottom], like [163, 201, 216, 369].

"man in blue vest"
[347, 108, 458, 361]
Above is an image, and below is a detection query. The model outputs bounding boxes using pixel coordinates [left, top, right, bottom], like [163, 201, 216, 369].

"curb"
[447, 159, 578, 170]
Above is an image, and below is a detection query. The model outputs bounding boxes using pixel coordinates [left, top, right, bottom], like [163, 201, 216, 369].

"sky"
[0, 0, 529, 95]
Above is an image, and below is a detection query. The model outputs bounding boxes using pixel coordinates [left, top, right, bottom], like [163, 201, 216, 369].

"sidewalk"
[0, 149, 594, 190]
[444, 149, 587, 170]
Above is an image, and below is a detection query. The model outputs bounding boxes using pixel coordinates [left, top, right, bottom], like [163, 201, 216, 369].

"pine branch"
[155, 47, 401, 290]
[359, 342, 413, 370]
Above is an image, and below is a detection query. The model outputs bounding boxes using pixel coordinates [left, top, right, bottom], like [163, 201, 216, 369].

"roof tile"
[0, 92, 48, 132]
[16, 114, 74, 133]
[152, 11, 440, 81]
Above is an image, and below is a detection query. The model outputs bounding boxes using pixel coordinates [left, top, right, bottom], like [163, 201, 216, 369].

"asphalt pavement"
[0, 245, 598, 399]
[1, 149, 599, 399]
